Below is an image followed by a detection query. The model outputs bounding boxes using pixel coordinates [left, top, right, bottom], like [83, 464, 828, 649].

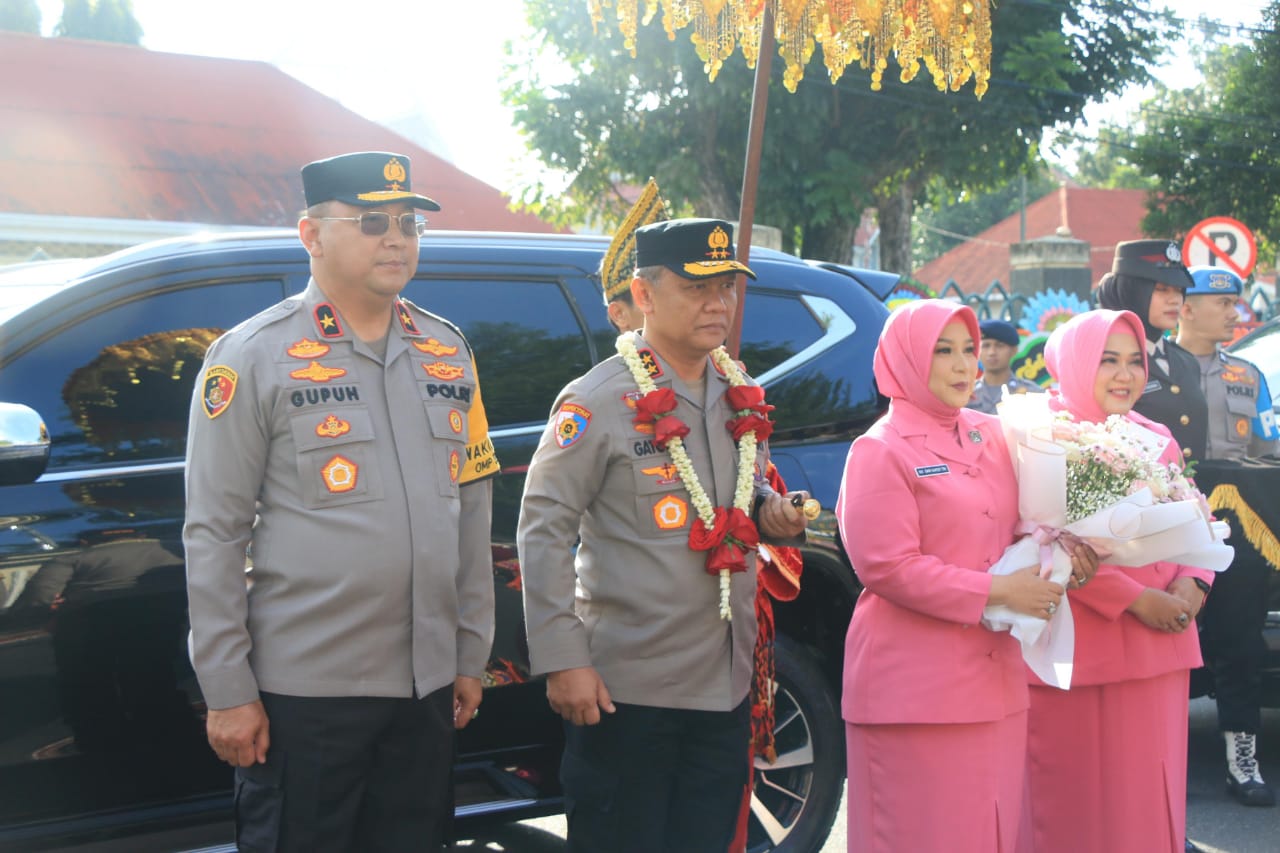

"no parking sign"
[1182, 216, 1257, 278]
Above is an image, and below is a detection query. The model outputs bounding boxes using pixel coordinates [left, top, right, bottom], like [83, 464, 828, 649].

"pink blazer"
[1034, 413, 1212, 687]
[837, 403, 1026, 725]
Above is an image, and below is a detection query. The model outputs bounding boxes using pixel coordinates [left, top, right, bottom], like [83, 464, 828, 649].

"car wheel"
[746, 635, 844, 853]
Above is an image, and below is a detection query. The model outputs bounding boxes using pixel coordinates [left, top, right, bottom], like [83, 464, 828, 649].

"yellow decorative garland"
[1207, 483, 1280, 572]
[617, 332, 758, 619]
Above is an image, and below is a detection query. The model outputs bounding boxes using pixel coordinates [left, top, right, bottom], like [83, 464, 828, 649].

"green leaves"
[505, 0, 1171, 267]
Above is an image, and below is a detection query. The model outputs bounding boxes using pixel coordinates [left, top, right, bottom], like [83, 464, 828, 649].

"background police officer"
[966, 318, 1042, 414]
[518, 219, 809, 853]
[184, 151, 497, 852]
[1178, 265, 1279, 807]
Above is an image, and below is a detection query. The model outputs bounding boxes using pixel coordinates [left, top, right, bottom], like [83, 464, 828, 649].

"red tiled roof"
[0, 32, 556, 232]
[913, 187, 1151, 294]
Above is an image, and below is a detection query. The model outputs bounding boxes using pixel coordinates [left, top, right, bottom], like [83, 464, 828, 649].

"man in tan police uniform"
[518, 218, 809, 852]
[1178, 265, 1279, 808]
[183, 151, 497, 852]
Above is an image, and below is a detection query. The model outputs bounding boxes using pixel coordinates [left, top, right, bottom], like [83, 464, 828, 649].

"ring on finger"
[1046, 602, 1057, 616]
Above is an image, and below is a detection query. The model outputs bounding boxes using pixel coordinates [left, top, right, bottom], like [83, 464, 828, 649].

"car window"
[0, 279, 284, 470]
[405, 277, 594, 427]
[739, 291, 826, 376]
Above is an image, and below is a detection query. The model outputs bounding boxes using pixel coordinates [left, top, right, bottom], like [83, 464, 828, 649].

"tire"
[746, 635, 845, 853]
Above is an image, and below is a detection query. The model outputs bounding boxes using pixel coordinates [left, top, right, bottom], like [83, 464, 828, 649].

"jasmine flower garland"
[616, 332, 770, 620]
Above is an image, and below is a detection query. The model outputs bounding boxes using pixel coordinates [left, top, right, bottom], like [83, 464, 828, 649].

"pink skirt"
[845, 712, 1027, 853]
[1019, 670, 1189, 853]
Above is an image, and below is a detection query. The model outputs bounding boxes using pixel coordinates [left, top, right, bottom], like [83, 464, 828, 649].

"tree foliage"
[1127, 3, 1280, 266]
[1067, 123, 1159, 191]
[0, 0, 40, 33]
[504, 0, 1173, 270]
[54, 0, 142, 45]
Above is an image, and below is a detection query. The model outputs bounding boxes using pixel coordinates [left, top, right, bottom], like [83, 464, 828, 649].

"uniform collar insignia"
[395, 299, 420, 335]
[313, 303, 344, 338]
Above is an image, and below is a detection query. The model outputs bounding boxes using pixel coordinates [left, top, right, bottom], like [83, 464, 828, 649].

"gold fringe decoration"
[600, 178, 670, 304]
[1207, 483, 1280, 572]
[589, 0, 991, 95]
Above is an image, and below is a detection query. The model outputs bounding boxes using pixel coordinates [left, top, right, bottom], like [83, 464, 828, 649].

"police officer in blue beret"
[1177, 264, 1278, 807]
[966, 319, 1043, 414]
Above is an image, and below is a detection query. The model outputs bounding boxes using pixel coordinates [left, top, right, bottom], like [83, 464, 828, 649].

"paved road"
[458, 698, 1278, 852]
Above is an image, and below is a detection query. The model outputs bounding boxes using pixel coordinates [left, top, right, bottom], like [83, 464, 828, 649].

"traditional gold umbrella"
[588, 0, 992, 352]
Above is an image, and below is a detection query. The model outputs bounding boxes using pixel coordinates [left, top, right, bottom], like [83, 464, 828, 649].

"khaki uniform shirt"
[1195, 348, 1280, 461]
[518, 337, 783, 712]
[184, 280, 497, 710]
[966, 375, 1043, 415]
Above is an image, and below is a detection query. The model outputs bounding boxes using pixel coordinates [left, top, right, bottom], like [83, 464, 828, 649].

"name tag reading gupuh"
[914, 464, 950, 478]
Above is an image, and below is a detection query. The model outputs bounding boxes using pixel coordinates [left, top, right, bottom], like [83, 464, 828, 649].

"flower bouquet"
[981, 393, 1233, 689]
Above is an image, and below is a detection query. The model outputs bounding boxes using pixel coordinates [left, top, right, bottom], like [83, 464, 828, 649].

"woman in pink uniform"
[1018, 309, 1212, 853]
[836, 299, 1087, 853]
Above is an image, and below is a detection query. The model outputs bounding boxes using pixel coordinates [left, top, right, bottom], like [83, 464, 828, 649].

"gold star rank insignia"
[314, 303, 344, 338]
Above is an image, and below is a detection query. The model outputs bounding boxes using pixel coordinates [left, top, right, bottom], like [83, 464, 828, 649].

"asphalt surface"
[459, 698, 1279, 852]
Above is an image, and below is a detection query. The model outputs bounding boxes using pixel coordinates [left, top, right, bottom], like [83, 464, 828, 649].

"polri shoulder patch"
[202, 365, 238, 419]
[554, 403, 592, 448]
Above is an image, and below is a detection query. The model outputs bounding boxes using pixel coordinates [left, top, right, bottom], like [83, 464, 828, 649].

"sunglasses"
[311, 212, 427, 237]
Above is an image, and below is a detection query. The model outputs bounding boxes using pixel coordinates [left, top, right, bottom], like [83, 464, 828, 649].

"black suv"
[0, 230, 895, 852]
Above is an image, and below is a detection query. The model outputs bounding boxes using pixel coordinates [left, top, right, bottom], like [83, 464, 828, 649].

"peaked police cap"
[635, 218, 756, 280]
[302, 151, 441, 211]
[1111, 239, 1193, 289]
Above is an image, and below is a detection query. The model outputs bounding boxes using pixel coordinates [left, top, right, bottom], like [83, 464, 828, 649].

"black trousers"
[560, 698, 751, 853]
[234, 686, 455, 853]
[1198, 518, 1270, 734]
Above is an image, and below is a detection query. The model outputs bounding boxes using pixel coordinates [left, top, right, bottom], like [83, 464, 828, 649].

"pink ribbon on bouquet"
[1016, 521, 1065, 578]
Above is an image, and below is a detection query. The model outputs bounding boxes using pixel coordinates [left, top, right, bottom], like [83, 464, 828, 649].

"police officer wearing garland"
[1177, 265, 1279, 807]
[518, 219, 810, 852]
[1097, 239, 1209, 464]
[184, 152, 497, 852]
[966, 318, 1043, 415]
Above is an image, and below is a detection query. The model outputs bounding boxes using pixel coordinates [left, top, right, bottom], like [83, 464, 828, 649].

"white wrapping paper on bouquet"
[979, 394, 1234, 689]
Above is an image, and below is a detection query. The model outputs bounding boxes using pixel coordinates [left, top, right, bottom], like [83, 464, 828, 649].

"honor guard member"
[966, 318, 1043, 414]
[518, 218, 810, 853]
[1097, 239, 1208, 462]
[1178, 265, 1279, 807]
[183, 152, 498, 852]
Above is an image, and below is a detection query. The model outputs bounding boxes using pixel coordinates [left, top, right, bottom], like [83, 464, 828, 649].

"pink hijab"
[1044, 309, 1148, 423]
[874, 299, 980, 428]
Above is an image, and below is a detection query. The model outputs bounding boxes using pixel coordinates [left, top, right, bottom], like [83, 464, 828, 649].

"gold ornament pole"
[727, 1, 775, 360]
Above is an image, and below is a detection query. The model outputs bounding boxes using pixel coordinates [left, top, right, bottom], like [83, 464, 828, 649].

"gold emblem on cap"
[383, 157, 407, 190]
[706, 225, 731, 260]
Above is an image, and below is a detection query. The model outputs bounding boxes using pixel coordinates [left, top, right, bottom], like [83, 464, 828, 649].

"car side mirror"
[0, 403, 51, 485]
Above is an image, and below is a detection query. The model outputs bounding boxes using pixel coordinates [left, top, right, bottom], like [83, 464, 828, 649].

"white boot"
[1224, 731, 1275, 807]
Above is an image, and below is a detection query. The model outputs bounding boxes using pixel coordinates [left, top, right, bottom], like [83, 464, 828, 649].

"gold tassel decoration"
[1207, 483, 1280, 572]
[599, 178, 670, 304]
